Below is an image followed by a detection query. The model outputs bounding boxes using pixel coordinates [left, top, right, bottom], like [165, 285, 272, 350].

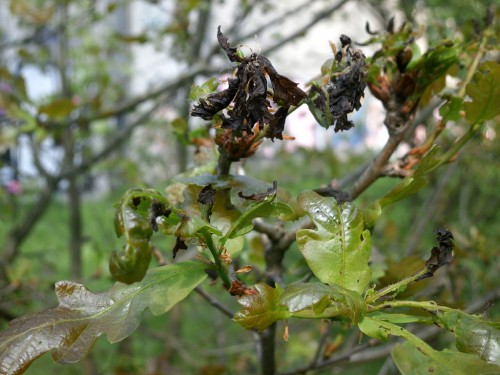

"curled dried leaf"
[307, 35, 367, 132]
[217, 25, 241, 62]
[197, 184, 216, 222]
[417, 227, 454, 280]
[214, 126, 263, 162]
[191, 27, 306, 152]
[229, 279, 257, 297]
[234, 265, 253, 274]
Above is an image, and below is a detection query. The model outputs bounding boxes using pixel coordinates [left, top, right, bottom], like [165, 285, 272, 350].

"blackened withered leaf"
[238, 180, 278, 201]
[172, 236, 188, 258]
[307, 36, 367, 132]
[191, 77, 240, 120]
[417, 228, 454, 280]
[217, 26, 241, 62]
[270, 74, 306, 106]
[258, 56, 306, 106]
[267, 106, 289, 140]
[148, 199, 171, 232]
[197, 184, 216, 222]
[191, 27, 306, 155]
[340, 34, 351, 47]
[313, 187, 351, 202]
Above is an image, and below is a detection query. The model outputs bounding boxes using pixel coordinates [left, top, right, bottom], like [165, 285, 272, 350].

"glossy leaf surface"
[234, 282, 366, 331]
[0, 261, 207, 375]
[221, 200, 293, 244]
[434, 310, 500, 365]
[296, 191, 371, 293]
[234, 283, 290, 332]
[360, 315, 500, 374]
[110, 188, 167, 283]
[393, 341, 500, 375]
[365, 311, 433, 325]
[279, 283, 365, 323]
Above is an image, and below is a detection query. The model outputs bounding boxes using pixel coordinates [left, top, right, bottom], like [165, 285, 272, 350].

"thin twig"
[253, 219, 281, 242]
[348, 128, 409, 200]
[42, 62, 216, 130]
[261, 0, 350, 57]
[207, 0, 322, 60]
[59, 100, 163, 180]
[311, 325, 331, 366]
[257, 323, 277, 375]
[194, 286, 234, 319]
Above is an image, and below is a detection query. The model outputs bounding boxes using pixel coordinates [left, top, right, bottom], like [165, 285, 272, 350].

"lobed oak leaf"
[0, 262, 207, 375]
[297, 191, 371, 294]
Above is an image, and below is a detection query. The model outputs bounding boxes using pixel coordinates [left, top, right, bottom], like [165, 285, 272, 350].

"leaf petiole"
[369, 299, 452, 313]
[199, 228, 232, 289]
[366, 268, 429, 304]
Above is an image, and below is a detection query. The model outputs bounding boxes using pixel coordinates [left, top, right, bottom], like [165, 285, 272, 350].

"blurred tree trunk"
[65, 136, 83, 279]
[58, 0, 83, 280]
[175, 0, 213, 173]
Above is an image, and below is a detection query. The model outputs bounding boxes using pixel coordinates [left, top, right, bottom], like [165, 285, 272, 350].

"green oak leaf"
[365, 311, 433, 325]
[434, 310, 500, 365]
[379, 145, 441, 208]
[38, 98, 77, 120]
[234, 282, 367, 332]
[0, 261, 207, 375]
[359, 315, 500, 374]
[183, 184, 244, 256]
[111, 188, 168, 284]
[440, 95, 463, 122]
[393, 341, 500, 375]
[233, 283, 290, 332]
[279, 283, 365, 323]
[296, 191, 371, 293]
[221, 200, 294, 245]
[411, 39, 460, 95]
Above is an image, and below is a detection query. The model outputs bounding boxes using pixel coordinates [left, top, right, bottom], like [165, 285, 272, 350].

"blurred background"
[0, 0, 498, 374]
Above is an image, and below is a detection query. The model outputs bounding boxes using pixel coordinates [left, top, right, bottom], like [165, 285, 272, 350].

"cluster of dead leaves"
[191, 27, 307, 160]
